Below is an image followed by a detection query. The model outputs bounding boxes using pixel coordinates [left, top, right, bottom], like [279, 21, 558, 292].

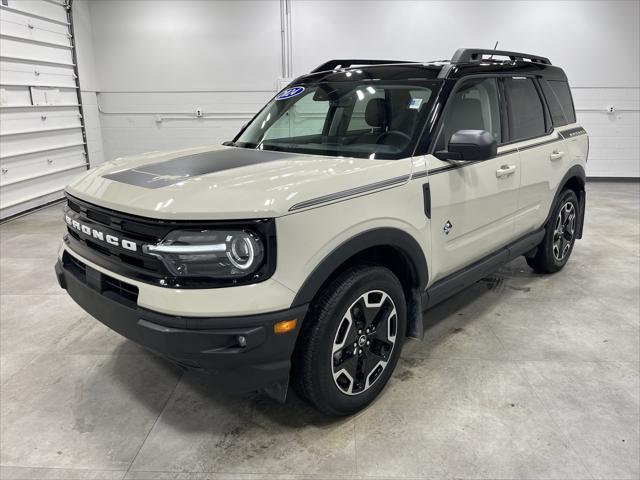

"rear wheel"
[526, 189, 579, 273]
[292, 265, 406, 416]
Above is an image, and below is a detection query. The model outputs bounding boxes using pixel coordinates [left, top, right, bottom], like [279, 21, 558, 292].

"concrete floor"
[0, 181, 638, 480]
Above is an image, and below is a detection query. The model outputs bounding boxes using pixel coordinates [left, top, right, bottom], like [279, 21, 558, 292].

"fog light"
[237, 335, 247, 347]
[274, 318, 297, 335]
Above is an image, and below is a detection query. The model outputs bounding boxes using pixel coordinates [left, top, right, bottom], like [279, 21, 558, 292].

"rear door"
[427, 76, 521, 281]
[505, 76, 568, 236]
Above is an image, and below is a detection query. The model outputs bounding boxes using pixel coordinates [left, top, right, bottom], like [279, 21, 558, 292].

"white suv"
[56, 48, 588, 415]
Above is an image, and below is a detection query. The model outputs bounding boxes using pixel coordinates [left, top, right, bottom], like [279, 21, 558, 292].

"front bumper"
[55, 253, 307, 394]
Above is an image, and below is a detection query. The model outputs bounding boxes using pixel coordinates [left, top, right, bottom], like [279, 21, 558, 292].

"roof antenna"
[488, 41, 499, 60]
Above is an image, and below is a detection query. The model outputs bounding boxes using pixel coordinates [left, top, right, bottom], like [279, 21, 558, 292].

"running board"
[422, 228, 545, 310]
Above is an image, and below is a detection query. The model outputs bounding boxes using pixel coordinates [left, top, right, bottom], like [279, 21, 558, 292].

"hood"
[66, 145, 413, 220]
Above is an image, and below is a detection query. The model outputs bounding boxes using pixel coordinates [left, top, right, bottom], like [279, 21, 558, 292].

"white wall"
[74, 0, 640, 177]
[71, 0, 105, 167]
[76, 0, 281, 163]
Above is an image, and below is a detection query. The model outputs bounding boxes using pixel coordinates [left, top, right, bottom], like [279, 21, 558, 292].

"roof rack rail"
[451, 48, 551, 65]
[310, 59, 415, 73]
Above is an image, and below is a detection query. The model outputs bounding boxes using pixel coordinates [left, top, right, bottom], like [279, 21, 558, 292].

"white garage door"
[0, 0, 88, 220]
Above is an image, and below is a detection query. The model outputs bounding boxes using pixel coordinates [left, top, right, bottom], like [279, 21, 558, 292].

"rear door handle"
[496, 165, 517, 178]
[550, 150, 565, 161]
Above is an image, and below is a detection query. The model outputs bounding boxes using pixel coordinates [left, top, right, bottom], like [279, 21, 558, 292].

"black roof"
[298, 48, 568, 84]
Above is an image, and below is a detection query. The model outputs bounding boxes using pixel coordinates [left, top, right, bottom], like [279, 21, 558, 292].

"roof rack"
[310, 59, 415, 73]
[451, 48, 551, 65]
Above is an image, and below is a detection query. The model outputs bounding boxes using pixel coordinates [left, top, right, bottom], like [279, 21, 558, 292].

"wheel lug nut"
[359, 349, 363, 354]
[366, 340, 370, 346]
[353, 342, 357, 347]
[358, 330, 362, 334]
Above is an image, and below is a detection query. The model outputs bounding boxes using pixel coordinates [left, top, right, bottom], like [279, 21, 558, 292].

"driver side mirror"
[435, 130, 497, 162]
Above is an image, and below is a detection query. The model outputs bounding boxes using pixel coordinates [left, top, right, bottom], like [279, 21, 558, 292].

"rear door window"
[503, 77, 546, 141]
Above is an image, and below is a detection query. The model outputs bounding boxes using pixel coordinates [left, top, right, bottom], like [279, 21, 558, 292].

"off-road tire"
[292, 265, 406, 416]
[527, 189, 579, 273]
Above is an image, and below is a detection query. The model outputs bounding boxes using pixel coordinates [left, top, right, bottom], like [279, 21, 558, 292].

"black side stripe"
[518, 137, 562, 152]
[428, 162, 475, 175]
[289, 174, 410, 212]
[498, 148, 518, 157]
[411, 170, 429, 179]
[426, 136, 568, 177]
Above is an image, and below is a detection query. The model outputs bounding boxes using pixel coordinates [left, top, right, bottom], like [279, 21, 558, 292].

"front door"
[427, 77, 521, 282]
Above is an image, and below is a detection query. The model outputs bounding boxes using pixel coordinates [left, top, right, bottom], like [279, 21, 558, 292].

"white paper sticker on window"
[409, 98, 422, 110]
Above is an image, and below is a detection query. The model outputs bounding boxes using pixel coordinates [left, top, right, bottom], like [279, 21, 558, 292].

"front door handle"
[550, 150, 565, 161]
[496, 165, 517, 178]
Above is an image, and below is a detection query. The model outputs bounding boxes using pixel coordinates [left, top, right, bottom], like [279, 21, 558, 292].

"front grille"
[65, 200, 165, 274]
[63, 193, 277, 288]
[63, 251, 139, 306]
[64, 195, 177, 284]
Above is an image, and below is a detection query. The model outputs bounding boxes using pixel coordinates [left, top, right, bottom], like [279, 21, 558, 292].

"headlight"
[143, 229, 265, 279]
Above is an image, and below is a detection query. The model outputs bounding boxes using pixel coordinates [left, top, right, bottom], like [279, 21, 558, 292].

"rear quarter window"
[540, 80, 568, 126]
[548, 80, 577, 124]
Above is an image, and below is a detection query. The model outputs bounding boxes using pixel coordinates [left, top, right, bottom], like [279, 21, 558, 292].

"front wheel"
[527, 189, 579, 273]
[292, 265, 406, 416]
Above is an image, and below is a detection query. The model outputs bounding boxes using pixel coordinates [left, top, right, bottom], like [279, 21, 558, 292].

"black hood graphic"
[103, 148, 289, 189]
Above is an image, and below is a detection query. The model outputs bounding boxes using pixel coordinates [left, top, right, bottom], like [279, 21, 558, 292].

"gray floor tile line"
[122, 470, 461, 479]
[590, 294, 640, 328]
[510, 359, 640, 365]
[353, 416, 359, 477]
[457, 321, 516, 480]
[0, 464, 128, 473]
[121, 471, 597, 480]
[402, 354, 640, 365]
[466, 319, 509, 359]
[0, 351, 43, 386]
[124, 371, 184, 476]
[592, 234, 640, 257]
[484, 321, 598, 480]
[515, 362, 598, 480]
[124, 469, 357, 477]
[0, 293, 67, 297]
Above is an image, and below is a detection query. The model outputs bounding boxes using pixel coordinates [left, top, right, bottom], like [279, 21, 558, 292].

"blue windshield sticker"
[275, 86, 305, 100]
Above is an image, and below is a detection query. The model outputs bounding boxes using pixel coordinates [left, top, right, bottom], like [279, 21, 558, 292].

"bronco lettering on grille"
[65, 215, 138, 252]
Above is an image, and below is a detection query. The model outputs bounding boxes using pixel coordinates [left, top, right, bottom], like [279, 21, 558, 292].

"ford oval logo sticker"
[275, 86, 305, 100]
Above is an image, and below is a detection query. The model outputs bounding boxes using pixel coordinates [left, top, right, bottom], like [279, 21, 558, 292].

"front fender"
[290, 227, 428, 307]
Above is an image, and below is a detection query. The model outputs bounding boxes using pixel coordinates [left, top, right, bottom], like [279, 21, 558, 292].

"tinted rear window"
[540, 80, 568, 126]
[548, 80, 576, 124]
[504, 77, 546, 141]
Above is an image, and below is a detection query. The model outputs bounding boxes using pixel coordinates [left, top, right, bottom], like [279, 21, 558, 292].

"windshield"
[233, 79, 442, 160]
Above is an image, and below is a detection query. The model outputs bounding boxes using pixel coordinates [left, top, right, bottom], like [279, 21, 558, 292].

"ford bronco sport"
[56, 48, 588, 415]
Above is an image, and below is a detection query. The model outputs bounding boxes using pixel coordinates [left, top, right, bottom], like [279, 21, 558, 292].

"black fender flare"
[544, 165, 587, 238]
[290, 227, 428, 308]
